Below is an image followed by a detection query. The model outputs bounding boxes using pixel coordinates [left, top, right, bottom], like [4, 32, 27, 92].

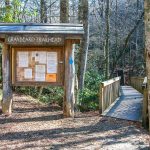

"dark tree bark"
[60, 0, 69, 23]
[40, 0, 47, 23]
[105, 0, 110, 79]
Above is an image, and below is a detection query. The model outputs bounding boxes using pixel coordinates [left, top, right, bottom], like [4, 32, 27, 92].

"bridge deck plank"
[102, 86, 143, 122]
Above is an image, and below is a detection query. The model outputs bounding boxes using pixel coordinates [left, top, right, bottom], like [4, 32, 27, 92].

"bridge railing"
[130, 77, 145, 93]
[99, 77, 121, 113]
[130, 77, 149, 130]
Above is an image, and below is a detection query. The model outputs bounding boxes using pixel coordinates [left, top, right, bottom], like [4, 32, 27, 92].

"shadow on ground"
[0, 95, 149, 150]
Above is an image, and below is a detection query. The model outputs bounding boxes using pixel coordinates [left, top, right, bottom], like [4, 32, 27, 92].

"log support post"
[1, 44, 13, 116]
[63, 40, 75, 117]
[145, 0, 150, 132]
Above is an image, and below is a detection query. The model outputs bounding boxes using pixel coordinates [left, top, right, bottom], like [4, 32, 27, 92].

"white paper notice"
[35, 65, 45, 81]
[24, 68, 32, 79]
[35, 65, 45, 73]
[47, 52, 57, 73]
[35, 73, 45, 81]
[32, 51, 46, 64]
[32, 51, 36, 58]
[18, 52, 28, 67]
[39, 52, 46, 64]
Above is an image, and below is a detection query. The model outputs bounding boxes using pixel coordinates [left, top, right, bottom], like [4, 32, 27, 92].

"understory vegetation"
[78, 71, 104, 111]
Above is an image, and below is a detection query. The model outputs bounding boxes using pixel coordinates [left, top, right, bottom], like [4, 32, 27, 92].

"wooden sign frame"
[11, 46, 64, 86]
[6, 34, 65, 46]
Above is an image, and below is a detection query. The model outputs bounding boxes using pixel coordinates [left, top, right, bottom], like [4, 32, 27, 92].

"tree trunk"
[70, 0, 76, 23]
[114, 0, 118, 73]
[105, 0, 110, 79]
[77, 0, 89, 90]
[40, 0, 47, 23]
[135, 0, 139, 67]
[60, 0, 69, 23]
[60, 0, 75, 117]
[144, 0, 150, 132]
[49, 0, 52, 23]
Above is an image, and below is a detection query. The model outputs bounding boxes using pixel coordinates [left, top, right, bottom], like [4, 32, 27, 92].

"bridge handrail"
[99, 76, 121, 113]
[130, 76, 149, 129]
[101, 76, 121, 87]
[130, 77, 145, 93]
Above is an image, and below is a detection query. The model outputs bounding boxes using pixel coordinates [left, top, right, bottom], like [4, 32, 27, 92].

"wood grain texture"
[102, 86, 143, 122]
[63, 40, 75, 117]
[1, 44, 13, 115]
[145, 0, 150, 131]
[130, 77, 145, 93]
[100, 77, 121, 113]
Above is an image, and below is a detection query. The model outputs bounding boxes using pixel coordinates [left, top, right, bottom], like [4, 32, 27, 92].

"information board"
[12, 47, 64, 85]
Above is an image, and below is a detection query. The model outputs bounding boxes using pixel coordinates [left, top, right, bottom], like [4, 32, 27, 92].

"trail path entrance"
[0, 93, 149, 150]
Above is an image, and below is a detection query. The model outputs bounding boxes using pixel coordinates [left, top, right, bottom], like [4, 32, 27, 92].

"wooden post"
[63, 40, 75, 117]
[1, 44, 13, 116]
[142, 86, 148, 129]
[99, 83, 103, 114]
[145, 0, 150, 132]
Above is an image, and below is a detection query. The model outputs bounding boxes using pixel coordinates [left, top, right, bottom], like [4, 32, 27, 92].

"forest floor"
[0, 93, 150, 150]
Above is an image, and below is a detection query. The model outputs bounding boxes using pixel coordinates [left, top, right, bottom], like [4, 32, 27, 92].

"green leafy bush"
[15, 86, 64, 106]
[78, 71, 104, 111]
[41, 86, 64, 106]
[78, 88, 98, 111]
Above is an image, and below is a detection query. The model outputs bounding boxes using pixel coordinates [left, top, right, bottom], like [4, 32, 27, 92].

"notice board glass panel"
[12, 47, 64, 86]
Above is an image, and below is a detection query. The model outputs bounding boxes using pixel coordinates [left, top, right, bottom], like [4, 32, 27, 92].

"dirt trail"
[0, 94, 150, 150]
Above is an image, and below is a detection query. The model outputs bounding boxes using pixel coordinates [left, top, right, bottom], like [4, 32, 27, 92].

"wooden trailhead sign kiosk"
[0, 23, 84, 117]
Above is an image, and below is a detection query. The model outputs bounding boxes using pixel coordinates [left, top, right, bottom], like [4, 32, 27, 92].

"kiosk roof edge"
[0, 23, 84, 35]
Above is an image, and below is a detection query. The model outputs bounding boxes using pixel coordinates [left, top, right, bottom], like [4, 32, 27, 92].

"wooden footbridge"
[99, 77, 149, 131]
